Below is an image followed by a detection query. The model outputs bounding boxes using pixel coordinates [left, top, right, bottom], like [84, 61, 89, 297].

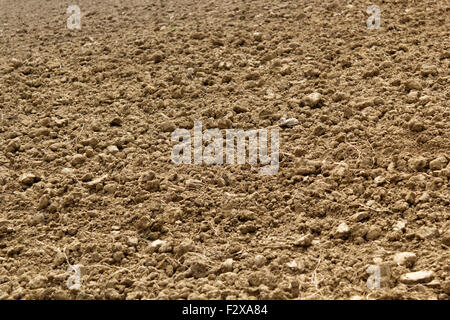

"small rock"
[408, 118, 425, 132]
[71, 154, 86, 166]
[6, 140, 20, 153]
[405, 191, 416, 204]
[106, 145, 119, 154]
[442, 280, 450, 294]
[408, 156, 428, 171]
[19, 173, 38, 186]
[103, 183, 116, 194]
[442, 229, 450, 246]
[279, 117, 299, 128]
[303, 92, 323, 107]
[86, 174, 108, 187]
[61, 168, 74, 175]
[28, 275, 47, 289]
[37, 195, 50, 210]
[185, 179, 203, 190]
[11, 58, 23, 68]
[420, 65, 438, 77]
[233, 105, 248, 113]
[176, 240, 196, 257]
[127, 237, 139, 247]
[352, 212, 370, 222]
[425, 279, 441, 288]
[416, 193, 430, 204]
[366, 225, 382, 241]
[294, 234, 313, 247]
[429, 155, 448, 170]
[374, 176, 386, 185]
[399, 270, 434, 284]
[393, 252, 417, 268]
[238, 223, 257, 234]
[280, 65, 292, 76]
[404, 79, 422, 91]
[151, 239, 166, 249]
[405, 91, 419, 103]
[109, 117, 122, 126]
[286, 260, 298, 269]
[152, 52, 164, 63]
[254, 254, 266, 267]
[158, 241, 172, 253]
[335, 222, 350, 239]
[28, 213, 45, 226]
[418, 95, 431, 106]
[393, 220, 406, 232]
[415, 226, 439, 240]
[160, 120, 176, 132]
[222, 258, 233, 272]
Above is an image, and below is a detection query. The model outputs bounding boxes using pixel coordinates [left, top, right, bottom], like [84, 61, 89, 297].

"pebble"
[37, 195, 50, 210]
[222, 258, 233, 273]
[233, 105, 248, 113]
[19, 173, 38, 186]
[238, 223, 257, 234]
[127, 236, 139, 247]
[158, 241, 173, 253]
[442, 229, 450, 246]
[279, 117, 299, 128]
[11, 58, 23, 68]
[408, 118, 425, 132]
[28, 275, 48, 289]
[151, 239, 166, 248]
[294, 234, 313, 247]
[408, 156, 428, 171]
[443, 280, 450, 294]
[160, 120, 176, 132]
[418, 95, 431, 105]
[106, 145, 119, 154]
[405, 91, 419, 103]
[374, 176, 386, 185]
[429, 155, 448, 170]
[185, 179, 202, 190]
[280, 65, 292, 76]
[286, 260, 298, 269]
[176, 240, 196, 257]
[335, 222, 350, 239]
[399, 270, 434, 284]
[303, 92, 323, 107]
[6, 140, 20, 153]
[417, 192, 430, 203]
[404, 79, 422, 91]
[352, 212, 370, 222]
[109, 117, 122, 127]
[393, 220, 406, 232]
[393, 252, 417, 268]
[254, 255, 266, 267]
[152, 52, 164, 63]
[103, 183, 117, 194]
[420, 65, 438, 76]
[71, 154, 86, 166]
[415, 226, 439, 240]
[366, 225, 382, 241]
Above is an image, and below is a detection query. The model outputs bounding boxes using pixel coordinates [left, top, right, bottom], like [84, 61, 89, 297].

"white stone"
[335, 222, 350, 238]
[279, 117, 299, 128]
[393, 252, 417, 268]
[399, 270, 434, 284]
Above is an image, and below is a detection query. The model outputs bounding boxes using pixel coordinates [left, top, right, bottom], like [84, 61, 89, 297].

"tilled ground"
[0, 0, 449, 300]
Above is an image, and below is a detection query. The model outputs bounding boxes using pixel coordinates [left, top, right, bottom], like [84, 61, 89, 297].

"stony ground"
[0, 0, 449, 300]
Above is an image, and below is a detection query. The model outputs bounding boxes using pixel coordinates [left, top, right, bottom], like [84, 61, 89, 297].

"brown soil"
[0, 0, 449, 300]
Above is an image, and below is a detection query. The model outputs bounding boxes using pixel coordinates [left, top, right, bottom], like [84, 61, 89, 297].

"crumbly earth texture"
[0, 0, 449, 300]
